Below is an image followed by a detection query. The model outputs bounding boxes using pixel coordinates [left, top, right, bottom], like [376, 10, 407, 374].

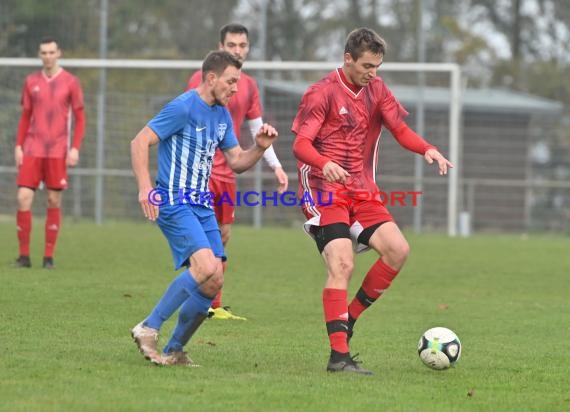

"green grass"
[1, 220, 569, 411]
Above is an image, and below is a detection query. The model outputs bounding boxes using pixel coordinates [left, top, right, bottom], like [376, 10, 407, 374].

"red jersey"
[292, 68, 408, 200]
[20, 69, 84, 158]
[187, 70, 262, 182]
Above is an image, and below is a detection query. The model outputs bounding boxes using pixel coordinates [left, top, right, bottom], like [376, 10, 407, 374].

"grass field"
[1, 220, 569, 411]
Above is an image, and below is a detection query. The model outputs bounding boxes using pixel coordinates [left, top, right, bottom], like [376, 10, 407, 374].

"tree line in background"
[1, 0, 569, 129]
[2, 0, 569, 99]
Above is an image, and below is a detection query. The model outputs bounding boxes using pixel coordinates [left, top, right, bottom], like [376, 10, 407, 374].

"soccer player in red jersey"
[14, 37, 86, 269]
[187, 24, 288, 320]
[292, 28, 453, 375]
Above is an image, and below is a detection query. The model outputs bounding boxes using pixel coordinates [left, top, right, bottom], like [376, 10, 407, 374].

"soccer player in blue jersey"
[129, 50, 278, 366]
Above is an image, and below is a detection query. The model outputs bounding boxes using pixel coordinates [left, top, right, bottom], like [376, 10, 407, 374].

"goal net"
[0, 58, 461, 234]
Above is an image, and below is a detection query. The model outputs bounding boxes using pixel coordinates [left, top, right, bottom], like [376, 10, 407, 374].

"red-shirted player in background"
[14, 37, 86, 269]
[187, 24, 288, 320]
[292, 28, 453, 375]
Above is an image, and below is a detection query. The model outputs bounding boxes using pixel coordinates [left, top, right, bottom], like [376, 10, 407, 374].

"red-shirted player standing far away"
[14, 37, 86, 269]
[292, 28, 453, 375]
[187, 24, 288, 320]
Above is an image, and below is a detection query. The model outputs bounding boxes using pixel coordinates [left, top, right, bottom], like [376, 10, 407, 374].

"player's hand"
[254, 123, 278, 150]
[14, 146, 23, 167]
[138, 186, 160, 221]
[322, 161, 350, 183]
[273, 167, 288, 194]
[66, 148, 79, 166]
[424, 148, 454, 176]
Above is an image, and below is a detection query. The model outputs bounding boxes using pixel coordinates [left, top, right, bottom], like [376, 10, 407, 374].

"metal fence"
[0, 59, 568, 234]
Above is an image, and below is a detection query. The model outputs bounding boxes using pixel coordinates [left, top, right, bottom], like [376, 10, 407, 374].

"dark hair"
[39, 37, 59, 48]
[202, 50, 242, 76]
[220, 23, 249, 44]
[344, 28, 387, 61]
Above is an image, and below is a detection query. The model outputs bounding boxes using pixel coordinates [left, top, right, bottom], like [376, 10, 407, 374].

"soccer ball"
[418, 327, 461, 370]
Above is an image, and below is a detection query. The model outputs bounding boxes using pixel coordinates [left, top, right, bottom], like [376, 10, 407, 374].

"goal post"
[0, 58, 462, 236]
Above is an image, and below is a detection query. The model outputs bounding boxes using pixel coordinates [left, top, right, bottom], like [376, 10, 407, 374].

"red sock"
[323, 288, 349, 354]
[44, 208, 61, 258]
[348, 259, 399, 321]
[211, 290, 222, 309]
[17, 210, 32, 256]
[212, 261, 227, 309]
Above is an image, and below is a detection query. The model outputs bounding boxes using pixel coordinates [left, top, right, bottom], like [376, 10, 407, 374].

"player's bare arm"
[424, 148, 454, 176]
[131, 126, 160, 221]
[248, 117, 288, 193]
[322, 161, 350, 184]
[273, 167, 288, 194]
[224, 123, 278, 173]
[254, 123, 278, 148]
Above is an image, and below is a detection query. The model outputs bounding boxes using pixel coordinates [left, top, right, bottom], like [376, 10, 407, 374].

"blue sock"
[143, 270, 199, 330]
[163, 290, 213, 353]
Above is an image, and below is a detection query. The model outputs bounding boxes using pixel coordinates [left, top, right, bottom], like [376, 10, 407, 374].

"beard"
[214, 95, 229, 106]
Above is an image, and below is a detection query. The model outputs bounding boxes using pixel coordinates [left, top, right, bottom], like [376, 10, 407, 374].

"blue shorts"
[157, 203, 225, 270]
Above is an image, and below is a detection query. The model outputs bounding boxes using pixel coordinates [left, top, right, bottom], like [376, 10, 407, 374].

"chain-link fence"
[0, 60, 567, 233]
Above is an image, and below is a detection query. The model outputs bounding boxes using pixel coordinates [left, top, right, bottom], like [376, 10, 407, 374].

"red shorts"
[17, 156, 68, 190]
[302, 200, 394, 253]
[209, 177, 236, 225]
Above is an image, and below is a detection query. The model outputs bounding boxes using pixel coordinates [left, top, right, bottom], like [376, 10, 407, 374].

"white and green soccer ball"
[418, 327, 461, 370]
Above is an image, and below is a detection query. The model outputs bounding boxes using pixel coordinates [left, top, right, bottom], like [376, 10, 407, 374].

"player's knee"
[201, 259, 219, 279]
[211, 273, 224, 291]
[385, 239, 410, 268]
[16, 190, 33, 209]
[47, 192, 61, 208]
[398, 240, 411, 262]
[330, 257, 354, 280]
[200, 266, 223, 297]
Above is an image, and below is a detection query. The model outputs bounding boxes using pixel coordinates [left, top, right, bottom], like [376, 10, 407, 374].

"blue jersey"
[148, 90, 238, 207]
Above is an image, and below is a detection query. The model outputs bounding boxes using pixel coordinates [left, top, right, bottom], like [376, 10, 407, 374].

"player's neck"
[43, 65, 61, 78]
[338, 67, 362, 94]
[196, 84, 215, 106]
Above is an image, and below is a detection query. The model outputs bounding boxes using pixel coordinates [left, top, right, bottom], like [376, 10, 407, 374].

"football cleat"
[160, 351, 200, 367]
[131, 322, 161, 364]
[326, 352, 373, 375]
[15, 255, 31, 268]
[42, 257, 55, 269]
[208, 306, 247, 320]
